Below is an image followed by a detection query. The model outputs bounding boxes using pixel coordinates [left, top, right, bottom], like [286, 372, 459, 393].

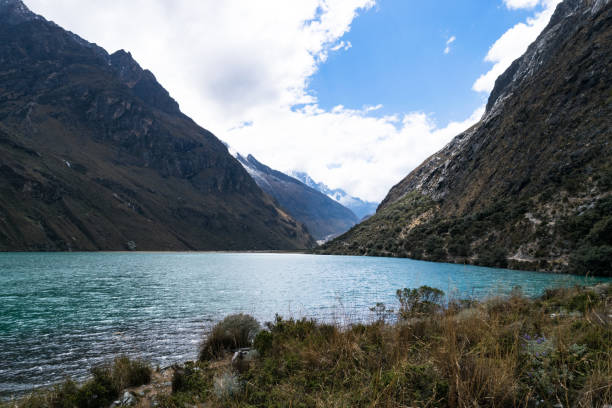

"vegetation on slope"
[0, 2, 314, 251]
[319, 192, 612, 276]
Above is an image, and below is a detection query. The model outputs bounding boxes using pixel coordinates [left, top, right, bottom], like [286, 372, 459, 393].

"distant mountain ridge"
[322, 0, 612, 276]
[0, 0, 314, 250]
[290, 171, 378, 220]
[236, 154, 358, 241]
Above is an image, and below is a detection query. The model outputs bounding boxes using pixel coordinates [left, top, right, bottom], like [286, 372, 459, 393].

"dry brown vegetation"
[163, 284, 612, 407]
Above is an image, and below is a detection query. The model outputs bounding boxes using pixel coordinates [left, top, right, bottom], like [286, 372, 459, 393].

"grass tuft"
[199, 314, 261, 361]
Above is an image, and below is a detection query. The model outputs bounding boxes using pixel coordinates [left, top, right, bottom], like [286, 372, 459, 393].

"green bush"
[477, 247, 508, 268]
[171, 362, 210, 395]
[75, 366, 119, 408]
[199, 314, 261, 360]
[570, 245, 612, 276]
[10, 357, 152, 408]
[253, 330, 274, 356]
[111, 356, 152, 390]
[396, 286, 445, 319]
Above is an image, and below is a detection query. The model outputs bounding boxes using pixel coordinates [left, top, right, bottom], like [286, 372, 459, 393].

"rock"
[120, 391, 136, 406]
[231, 347, 259, 373]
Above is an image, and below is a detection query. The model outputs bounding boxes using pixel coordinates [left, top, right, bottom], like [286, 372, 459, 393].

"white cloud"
[22, 0, 557, 202]
[473, 0, 561, 92]
[331, 40, 352, 51]
[227, 104, 484, 202]
[444, 35, 456, 54]
[503, 0, 540, 9]
[25, 0, 375, 129]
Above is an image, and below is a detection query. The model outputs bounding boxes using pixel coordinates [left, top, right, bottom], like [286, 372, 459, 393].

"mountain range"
[0, 0, 314, 251]
[236, 154, 358, 241]
[290, 172, 378, 220]
[321, 0, 612, 276]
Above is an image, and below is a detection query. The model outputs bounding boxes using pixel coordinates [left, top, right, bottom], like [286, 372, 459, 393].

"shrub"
[213, 371, 242, 400]
[570, 245, 612, 276]
[17, 380, 80, 408]
[477, 247, 508, 268]
[199, 314, 260, 360]
[171, 362, 209, 395]
[253, 330, 274, 356]
[75, 366, 119, 408]
[111, 356, 152, 390]
[9, 357, 152, 408]
[396, 286, 445, 319]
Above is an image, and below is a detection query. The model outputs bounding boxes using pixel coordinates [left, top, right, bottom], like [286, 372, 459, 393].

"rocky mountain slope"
[322, 0, 612, 276]
[236, 154, 358, 241]
[0, 0, 314, 251]
[290, 172, 378, 220]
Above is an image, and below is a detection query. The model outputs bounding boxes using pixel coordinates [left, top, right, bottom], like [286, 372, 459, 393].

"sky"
[24, 0, 562, 202]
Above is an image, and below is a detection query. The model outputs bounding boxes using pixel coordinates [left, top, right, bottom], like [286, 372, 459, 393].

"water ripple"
[0, 252, 608, 397]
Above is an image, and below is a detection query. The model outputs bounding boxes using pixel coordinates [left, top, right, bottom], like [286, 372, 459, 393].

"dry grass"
[3, 357, 152, 408]
[163, 284, 611, 408]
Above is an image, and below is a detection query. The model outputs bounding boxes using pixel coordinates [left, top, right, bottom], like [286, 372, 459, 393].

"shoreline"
[2, 250, 610, 278]
[3, 282, 610, 407]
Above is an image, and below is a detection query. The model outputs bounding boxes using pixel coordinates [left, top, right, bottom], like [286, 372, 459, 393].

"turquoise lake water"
[0, 252, 609, 396]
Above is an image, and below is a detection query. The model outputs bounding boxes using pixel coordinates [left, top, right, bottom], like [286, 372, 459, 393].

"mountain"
[0, 0, 314, 251]
[321, 0, 612, 276]
[290, 171, 378, 220]
[236, 154, 358, 241]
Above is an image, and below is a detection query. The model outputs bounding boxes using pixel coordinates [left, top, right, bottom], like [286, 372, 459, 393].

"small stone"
[120, 391, 136, 406]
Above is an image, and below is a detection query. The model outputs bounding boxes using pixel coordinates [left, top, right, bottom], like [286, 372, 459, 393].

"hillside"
[236, 154, 358, 241]
[0, 0, 314, 251]
[321, 0, 612, 276]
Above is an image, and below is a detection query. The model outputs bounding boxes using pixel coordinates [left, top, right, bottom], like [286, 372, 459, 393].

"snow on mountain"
[290, 171, 378, 220]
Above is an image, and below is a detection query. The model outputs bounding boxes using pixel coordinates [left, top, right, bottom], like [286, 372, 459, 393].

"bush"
[570, 244, 612, 276]
[75, 366, 119, 408]
[213, 371, 242, 400]
[396, 286, 445, 319]
[111, 356, 152, 390]
[10, 357, 152, 408]
[199, 314, 260, 360]
[17, 380, 80, 408]
[253, 330, 274, 356]
[477, 247, 508, 268]
[171, 362, 209, 395]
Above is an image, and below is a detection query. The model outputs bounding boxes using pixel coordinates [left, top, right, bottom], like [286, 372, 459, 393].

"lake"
[0, 252, 608, 397]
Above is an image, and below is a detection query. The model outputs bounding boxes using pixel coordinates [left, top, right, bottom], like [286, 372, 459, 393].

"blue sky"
[309, 1, 535, 125]
[26, 0, 560, 202]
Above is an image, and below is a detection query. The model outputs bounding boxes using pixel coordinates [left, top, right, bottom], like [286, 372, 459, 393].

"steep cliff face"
[322, 0, 612, 276]
[0, 0, 314, 251]
[237, 154, 358, 241]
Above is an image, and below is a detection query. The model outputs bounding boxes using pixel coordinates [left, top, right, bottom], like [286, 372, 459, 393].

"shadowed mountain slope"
[236, 154, 358, 241]
[290, 171, 378, 220]
[0, 0, 314, 251]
